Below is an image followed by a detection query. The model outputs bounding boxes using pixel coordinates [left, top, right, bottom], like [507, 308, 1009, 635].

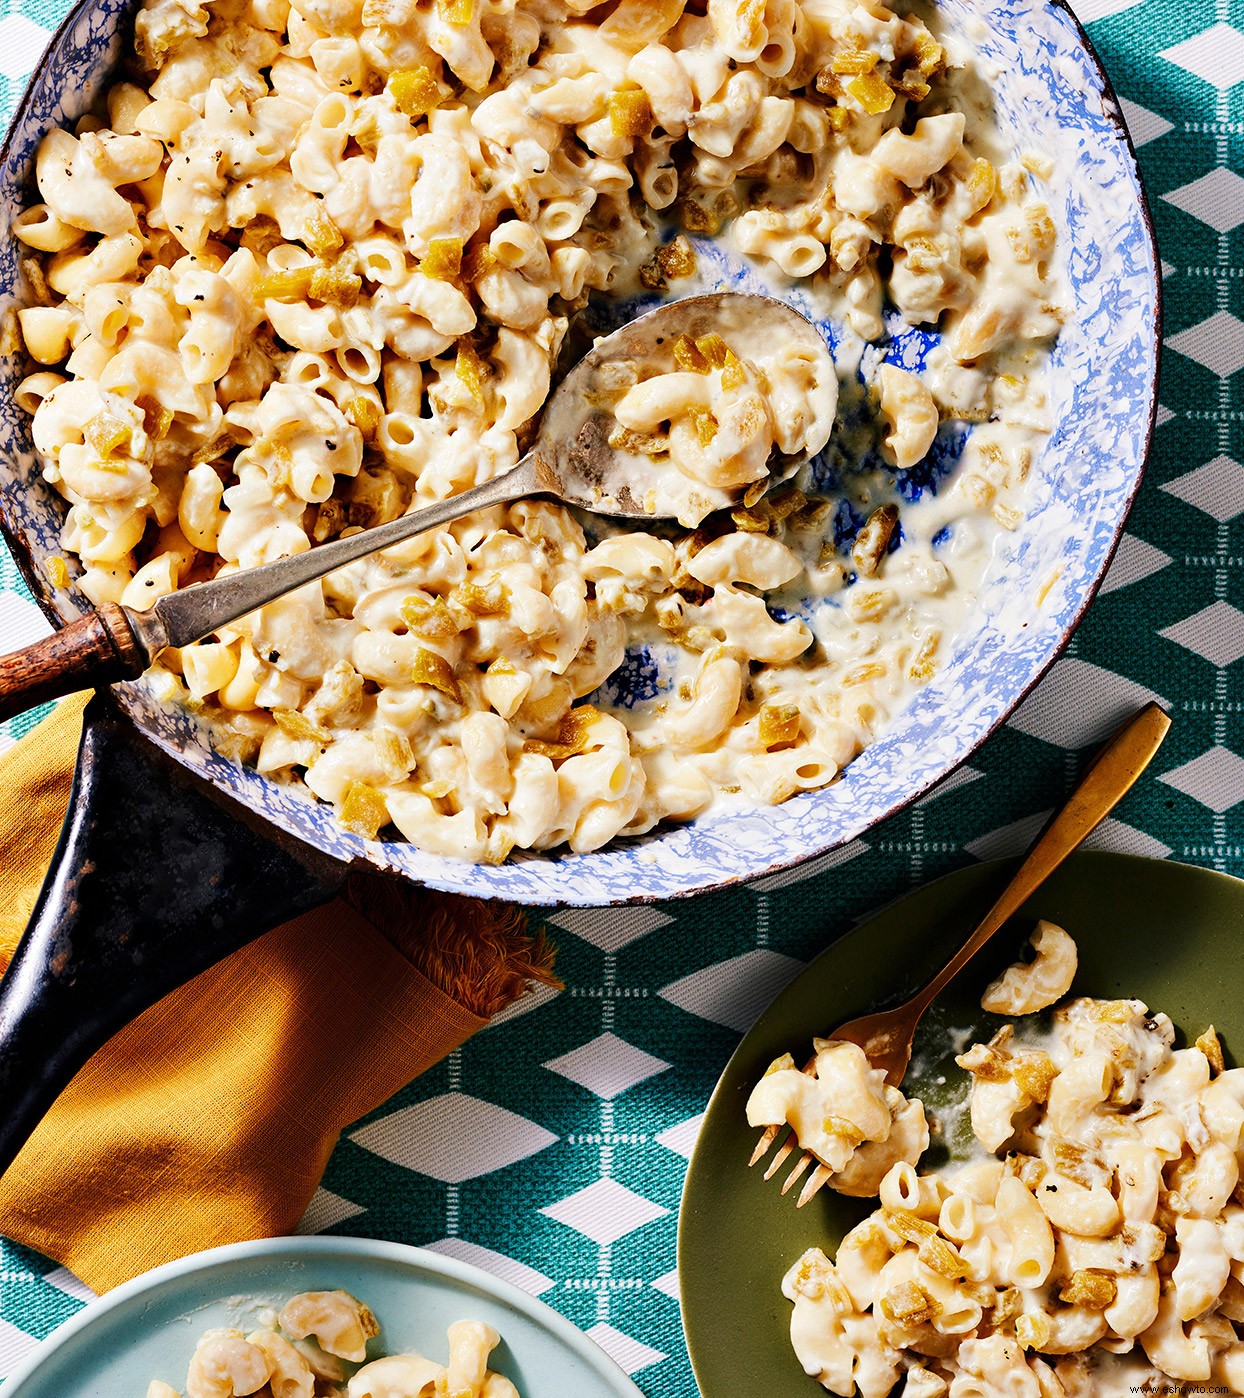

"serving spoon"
[0, 292, 831, 722]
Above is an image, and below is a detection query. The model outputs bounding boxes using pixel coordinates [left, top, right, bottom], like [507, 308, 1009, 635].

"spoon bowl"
[0, 292, 835, 717]
[534, 291, 835, 519]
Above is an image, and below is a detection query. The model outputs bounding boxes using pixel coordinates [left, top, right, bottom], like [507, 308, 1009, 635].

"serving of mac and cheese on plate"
[0, 1235, 645, 1397]
[147, 1288, 520, 1398]
[6, 0, 1077, 867]
[745, 920, 1244, 1396]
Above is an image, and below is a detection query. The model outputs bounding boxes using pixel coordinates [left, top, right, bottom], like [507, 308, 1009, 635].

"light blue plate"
[1, 1236, 644, 1397]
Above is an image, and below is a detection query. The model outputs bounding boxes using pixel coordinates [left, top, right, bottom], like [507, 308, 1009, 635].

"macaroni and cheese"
[13, 0, 1061, 860]
[148, 1289, 521, 1398]
[765, 928, 1244, 1395]
[591, 310, 838, 526]
[747, 1037, 929, 1197]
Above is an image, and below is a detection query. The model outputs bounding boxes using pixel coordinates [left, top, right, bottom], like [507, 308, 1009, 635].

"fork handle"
[912, 701, 1171, 1013]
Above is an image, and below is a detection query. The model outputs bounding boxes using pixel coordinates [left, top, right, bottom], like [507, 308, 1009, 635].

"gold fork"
[750, 701, 1173, 1207]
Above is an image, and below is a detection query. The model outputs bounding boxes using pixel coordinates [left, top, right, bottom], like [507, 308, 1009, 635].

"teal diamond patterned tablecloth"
[1, 0, 1243, 1390]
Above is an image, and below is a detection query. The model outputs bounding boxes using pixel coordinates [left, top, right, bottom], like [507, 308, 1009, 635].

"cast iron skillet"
[0, 0, 1160, 1179]
[0, 695, 344, 1178]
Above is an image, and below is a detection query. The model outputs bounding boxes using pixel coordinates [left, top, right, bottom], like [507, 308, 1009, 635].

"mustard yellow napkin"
[0, 696, 555, 1293]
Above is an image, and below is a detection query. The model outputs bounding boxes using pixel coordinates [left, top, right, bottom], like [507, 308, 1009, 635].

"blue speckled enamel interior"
[0, 0, 1158, 905]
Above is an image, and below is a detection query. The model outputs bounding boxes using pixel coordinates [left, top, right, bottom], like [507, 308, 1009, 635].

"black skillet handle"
[0, 692, 346, 1179]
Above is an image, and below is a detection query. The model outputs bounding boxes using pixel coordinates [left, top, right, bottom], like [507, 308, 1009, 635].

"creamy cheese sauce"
[771, 935, 1244, 1397]
[14, 0, 1064, 860]
[588, 302, 838, 527]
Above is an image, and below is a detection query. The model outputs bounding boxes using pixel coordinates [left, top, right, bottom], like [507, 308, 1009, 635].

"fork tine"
[749, 1054, 820, 1181]
[763, 1132, 797, 1180]
[796, 1163, 833, 1208]
[780, 1150, 814, 1195]
[749, 1123, 781, 1167]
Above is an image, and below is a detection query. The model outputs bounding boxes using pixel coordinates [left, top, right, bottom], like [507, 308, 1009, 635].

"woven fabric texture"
[0, 0, 1242, 1388]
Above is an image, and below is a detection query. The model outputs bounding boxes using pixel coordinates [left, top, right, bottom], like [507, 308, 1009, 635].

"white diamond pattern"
[1163, 456, 1244, 521]
[0, 15, 49, 80]
[651, 1270, 680, 1300]
[968, 812, 1172, 861]
[659, 949, 803, 1032]
[546, 906, 673, 953]
[1072, 0, 1141, 21]
[423, 1238, 554, 1296]
[541, 1178, 669, 1245]
[1165, 312, 1244, 376]
[1118, 97, 1173, 146]
[585, 1323, 667, 1375]
[965, 812, 1050, 861]
[654, 1114, 703, 1161]
[1082, 818, 1173, 859]
[544, 1033, 670, 1098]
[1007, 658, 1164, 748]
[295, 1187, 365, 1234]
[1160, 23, 1244, 88]
[350, 1094, 556, 1182]
[40, 1267, 95, 1302]
[1160, 601, 1244, 667]
[1163, 168, 1244, 231]
[1160, 748, 1244, 813]
[485, 981, 560, 1029]
[0, 1319, 38, 1379]
[0, 593, 49, 658]
[1100, 534, 1172, 594]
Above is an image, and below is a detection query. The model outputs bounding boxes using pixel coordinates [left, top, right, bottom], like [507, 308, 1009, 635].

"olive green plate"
[678, 852, 1244, 1396]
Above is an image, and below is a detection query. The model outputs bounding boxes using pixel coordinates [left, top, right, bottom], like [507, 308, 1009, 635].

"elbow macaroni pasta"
[602, 317, 838, 526]
[747, 1039, 930, 1195]
[13, 0, 1060, 861]
[150, 1290, 521, 1398]
[981, 920, 1078, 1017]
[765, 924, 1244, 1395]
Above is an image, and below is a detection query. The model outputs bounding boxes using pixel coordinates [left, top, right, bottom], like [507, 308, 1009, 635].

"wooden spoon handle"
[0, 603, 146, 722]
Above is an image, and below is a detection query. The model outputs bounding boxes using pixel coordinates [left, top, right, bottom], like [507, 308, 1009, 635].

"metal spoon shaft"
[142, 458, 540, 654]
